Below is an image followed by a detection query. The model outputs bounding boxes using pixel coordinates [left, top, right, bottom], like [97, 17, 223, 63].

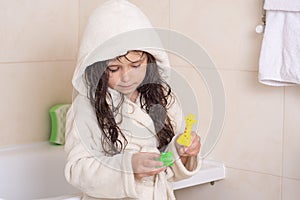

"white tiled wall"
[170, 0, 263, 70]
[283, 87, 300, 180]
[0, 0, 299, 199]
[0, 61, 74, 145]
[210, 70, 284, 176]
[282, 178, 300, 200]
[0, 0, 76, 146]
[0, 0, 78, 62]
[175, 168, 282, 200]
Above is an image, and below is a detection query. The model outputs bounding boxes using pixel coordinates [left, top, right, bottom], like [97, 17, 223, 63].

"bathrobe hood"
[73, 0, 170, 95]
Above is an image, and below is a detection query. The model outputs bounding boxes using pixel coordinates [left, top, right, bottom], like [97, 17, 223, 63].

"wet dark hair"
[85, 51, 175, 155]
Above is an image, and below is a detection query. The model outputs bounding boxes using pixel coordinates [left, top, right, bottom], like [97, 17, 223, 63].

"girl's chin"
[121, 90, 138, 101]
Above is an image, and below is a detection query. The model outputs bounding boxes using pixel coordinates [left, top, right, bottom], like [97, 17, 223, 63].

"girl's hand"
[176, 131, 201, 159]
[131, 152, 167, 180]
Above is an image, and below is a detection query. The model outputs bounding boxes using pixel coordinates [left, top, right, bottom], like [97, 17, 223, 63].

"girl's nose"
[121, 67, 131, 82]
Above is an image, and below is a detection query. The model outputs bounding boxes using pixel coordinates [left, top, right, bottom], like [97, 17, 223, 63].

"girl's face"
[107, 51, 147, 101]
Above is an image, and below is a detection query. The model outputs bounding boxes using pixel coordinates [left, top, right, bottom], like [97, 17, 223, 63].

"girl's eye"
[108, 66, 119, 72]
[132, 64, 141, 68]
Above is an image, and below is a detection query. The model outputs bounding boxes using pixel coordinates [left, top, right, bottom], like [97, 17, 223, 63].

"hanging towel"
[258, 0, 300, 86]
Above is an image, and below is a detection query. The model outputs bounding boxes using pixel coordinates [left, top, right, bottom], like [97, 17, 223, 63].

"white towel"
[258, 0, 300, 86]
[264, 0, 300, 11]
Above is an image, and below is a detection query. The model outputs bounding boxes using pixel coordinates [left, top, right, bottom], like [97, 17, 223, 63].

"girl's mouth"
[119, 84, 134, 89]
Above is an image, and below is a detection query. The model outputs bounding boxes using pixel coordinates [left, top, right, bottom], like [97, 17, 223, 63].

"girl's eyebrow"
[107, 64, 121, 67]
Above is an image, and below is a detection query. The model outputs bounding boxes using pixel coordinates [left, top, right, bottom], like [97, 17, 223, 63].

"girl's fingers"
[190, 132, 200, 144]
[133, 152, 168, 180]
[183, 133, 201, 156]
[143, 159, 163, 168]
[137, 164, 167, 178]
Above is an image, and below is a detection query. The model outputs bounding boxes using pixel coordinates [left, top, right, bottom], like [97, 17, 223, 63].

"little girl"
[64, 1, 201, 199]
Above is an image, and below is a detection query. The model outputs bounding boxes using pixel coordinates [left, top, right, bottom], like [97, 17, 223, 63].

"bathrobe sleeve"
[165, 136, 202, 182]
[164, 95, 202, 182]
[64, 95, 138, 199]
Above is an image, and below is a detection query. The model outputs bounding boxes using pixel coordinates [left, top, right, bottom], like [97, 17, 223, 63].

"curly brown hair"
[85, 51, 175, 155]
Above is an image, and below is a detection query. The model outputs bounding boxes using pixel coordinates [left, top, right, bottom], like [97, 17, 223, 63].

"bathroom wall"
[1, 0, 299, 199]
[0, 0, 77, 145]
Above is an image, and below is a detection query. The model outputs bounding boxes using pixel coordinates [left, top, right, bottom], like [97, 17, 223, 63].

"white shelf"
[173, 159, 226, 190]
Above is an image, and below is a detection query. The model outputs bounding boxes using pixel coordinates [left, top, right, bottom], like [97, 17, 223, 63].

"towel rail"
[256, 0, 266, 34]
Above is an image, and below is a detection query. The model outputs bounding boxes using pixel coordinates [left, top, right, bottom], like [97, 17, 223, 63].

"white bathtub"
[0, 142, 225, 200]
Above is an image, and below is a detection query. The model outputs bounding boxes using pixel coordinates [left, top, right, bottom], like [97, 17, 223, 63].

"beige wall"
[1, 0, 299, 199]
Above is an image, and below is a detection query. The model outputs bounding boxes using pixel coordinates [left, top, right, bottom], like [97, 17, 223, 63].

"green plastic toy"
[159, 152, 174, 166]
[49, 104, 71, 145]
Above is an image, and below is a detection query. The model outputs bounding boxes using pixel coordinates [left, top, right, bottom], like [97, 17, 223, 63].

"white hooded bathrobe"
[64, 0, 201, 199]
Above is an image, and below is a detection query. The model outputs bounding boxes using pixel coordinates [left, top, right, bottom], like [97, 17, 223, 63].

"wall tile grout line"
[280, 86, 286, 200]
[77, 0, 81, 55]
[226, 166, 283, 179]
[0, 59, 76, 65]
